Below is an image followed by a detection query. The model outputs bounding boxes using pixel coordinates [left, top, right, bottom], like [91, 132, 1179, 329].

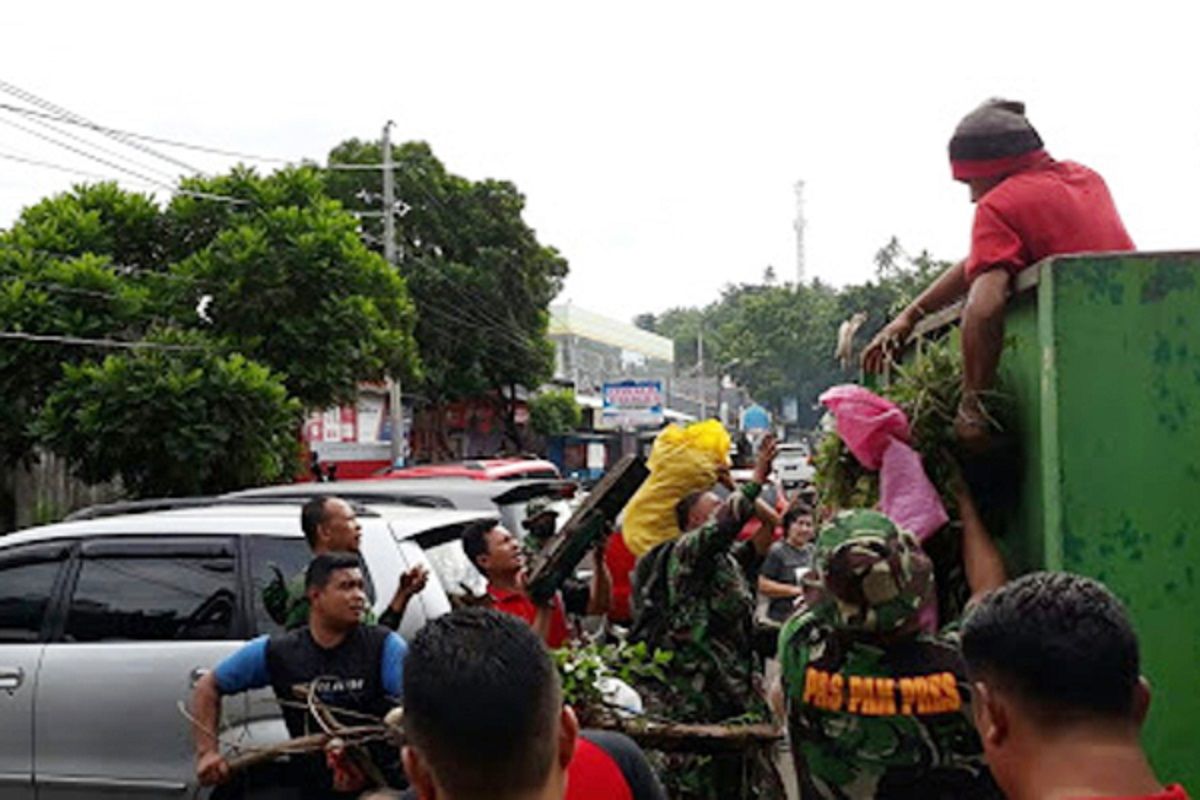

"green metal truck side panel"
[985, 253, 1200, 785]
[1049, 254, 1199, 782]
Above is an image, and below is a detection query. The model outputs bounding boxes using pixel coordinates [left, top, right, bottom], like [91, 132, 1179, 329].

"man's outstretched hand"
[398, 565, 429, 598]
[861, 311, 918, 374]
[754, 433, 778, 485]
[196, 750, 231, 786]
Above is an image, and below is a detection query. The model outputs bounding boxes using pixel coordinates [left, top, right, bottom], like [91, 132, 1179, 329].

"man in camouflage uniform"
[633, 436, 784, 799]
[778, 493, 1007, 799]
[263, 495, 427, 630]
[521, 495, 560, 558]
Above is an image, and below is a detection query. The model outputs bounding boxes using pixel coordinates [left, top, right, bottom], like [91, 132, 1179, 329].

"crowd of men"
[187, 98, 1187, 799]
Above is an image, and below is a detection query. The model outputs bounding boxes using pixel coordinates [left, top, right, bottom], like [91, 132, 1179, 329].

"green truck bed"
[910, 252, 1200, 786]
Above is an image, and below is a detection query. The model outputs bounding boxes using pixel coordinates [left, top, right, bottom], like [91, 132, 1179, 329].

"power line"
[0, 115, 171, 187]
[0, 102, 296, 165]
[4, 104, 180, 183]
[0, 101, 442, 177]
[0, 149, 150, 184]
[0, 330, 203, 351]
[0, 146, 249, 205]
[0, 79, 204, 175]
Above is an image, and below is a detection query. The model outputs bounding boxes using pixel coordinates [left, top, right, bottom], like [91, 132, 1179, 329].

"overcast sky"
[4, 1, 1198, 322]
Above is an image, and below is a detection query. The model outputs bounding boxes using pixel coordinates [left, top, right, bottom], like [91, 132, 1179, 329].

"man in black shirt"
[401, 608, 665, 800]
[192, 552, 408, 797]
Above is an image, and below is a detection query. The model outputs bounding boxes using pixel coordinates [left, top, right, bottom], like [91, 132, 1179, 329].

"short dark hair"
[962, 571, 1141, 726]
[301, 496, 333, 548]
[674, 491, 705, 532]
[305, 551, 362, 591]
[460, 518, 500, 571]
[403, 609, 561, 798]
[783, 502, 814, 531]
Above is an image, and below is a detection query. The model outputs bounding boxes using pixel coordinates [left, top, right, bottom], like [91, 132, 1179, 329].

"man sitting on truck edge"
[862, 98, 1133, 448]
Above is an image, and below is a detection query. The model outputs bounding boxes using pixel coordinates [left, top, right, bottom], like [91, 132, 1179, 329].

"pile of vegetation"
[552, 640, 673, 727]
[813, 335, 1011, 515]
[812, 336, 1013, 621]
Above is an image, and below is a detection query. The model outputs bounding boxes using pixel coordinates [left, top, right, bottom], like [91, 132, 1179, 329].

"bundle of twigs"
[180, 683, 404, 781]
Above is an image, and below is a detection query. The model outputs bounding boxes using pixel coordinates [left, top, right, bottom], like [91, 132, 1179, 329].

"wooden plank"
[525, 454, 648, 603]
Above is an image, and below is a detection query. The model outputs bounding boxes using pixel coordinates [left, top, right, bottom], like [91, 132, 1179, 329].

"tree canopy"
[0, 167, 420, 495]
[634, 239, 950, 428]
[324, 138, 568, 451]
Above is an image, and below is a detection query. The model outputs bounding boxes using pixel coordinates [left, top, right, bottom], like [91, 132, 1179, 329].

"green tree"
[0, 169, 422, 496]
[167, 167, 419, 408]
[0, 250, 152, 464]
[324, 138, 568, 454]
[641, 239, 949, 429]
[529, 389, 582, 437]
[38, 342, 300, 497]
[632, 312, 657, 332]
[714, 282, 841, 426]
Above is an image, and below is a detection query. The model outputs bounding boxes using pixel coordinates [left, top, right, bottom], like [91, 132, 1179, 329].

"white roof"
[3, 502, 492, 548]
[549, 304, 674, 362]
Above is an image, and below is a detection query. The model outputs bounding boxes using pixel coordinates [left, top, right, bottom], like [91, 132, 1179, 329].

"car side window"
[245, 535, 316, 636]
[63, 553, 238, 642]
[245, 536, 378, 636]
[0, 550, 66, 643]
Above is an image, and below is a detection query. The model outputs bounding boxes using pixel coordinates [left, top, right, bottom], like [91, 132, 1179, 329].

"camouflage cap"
[521, 496, 559, 529]
[804, 509, 934, 635]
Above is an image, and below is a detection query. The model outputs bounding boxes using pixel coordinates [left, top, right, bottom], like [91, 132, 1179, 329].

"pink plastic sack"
[819, 385, 949, 541]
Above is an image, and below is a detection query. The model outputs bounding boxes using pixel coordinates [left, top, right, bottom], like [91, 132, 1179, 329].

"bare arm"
[863, 260, 968, 373]
[907, 259, 969, 323]
[748, 499, 781, 557]
[531, 603, 554, 643]
[192, 672, 231, 786]
[960, 268, 1010, 398]
[586, 538, 613, 616]
[380, 565, 429, 629]
[954, 477, 1007, 602]
[758, 574, 803, 599]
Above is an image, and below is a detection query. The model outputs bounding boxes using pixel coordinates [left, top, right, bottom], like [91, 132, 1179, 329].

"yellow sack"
[622, 420, 732, 557]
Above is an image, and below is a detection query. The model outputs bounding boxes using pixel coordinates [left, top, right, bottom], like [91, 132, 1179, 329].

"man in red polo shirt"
[962, 572, 1189, 800]
[461, 520, 610, 648]
[863, 98, 1134, 446]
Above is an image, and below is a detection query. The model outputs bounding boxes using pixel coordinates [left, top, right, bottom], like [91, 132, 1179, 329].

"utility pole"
[382, 121, 404, 467]
[697, 325, 706, 420]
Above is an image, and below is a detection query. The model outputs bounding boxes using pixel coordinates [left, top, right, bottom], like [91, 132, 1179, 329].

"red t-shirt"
[566, 736, 633, 800]
[487, 583, 570, 648]
[605, 533, 637, 624]
[566, 731, 664, 800]
[964, 156, 1134, 283]
[1081, 786, 1190, 800]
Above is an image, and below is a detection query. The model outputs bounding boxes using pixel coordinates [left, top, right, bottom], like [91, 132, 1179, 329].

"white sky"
[4, 1, 1198, 322]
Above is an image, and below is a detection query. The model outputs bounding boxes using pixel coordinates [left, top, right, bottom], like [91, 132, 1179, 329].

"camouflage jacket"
[778, 613, 1001, 799]
[656, 482, 768, 723]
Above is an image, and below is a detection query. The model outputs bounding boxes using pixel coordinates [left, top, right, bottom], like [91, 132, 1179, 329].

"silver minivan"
[0, 501, 489, 799]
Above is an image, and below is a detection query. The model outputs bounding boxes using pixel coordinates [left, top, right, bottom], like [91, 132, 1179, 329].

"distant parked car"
[775, 441, 815, 487]
[0, 501, 490, 799]
[376, 457, 560, 481]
